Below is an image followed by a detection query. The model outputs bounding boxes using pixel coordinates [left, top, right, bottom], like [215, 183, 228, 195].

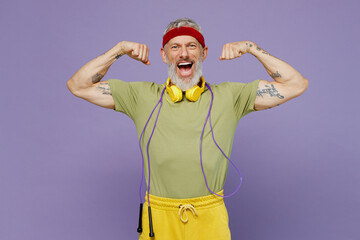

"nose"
[180, 46, 189, 58]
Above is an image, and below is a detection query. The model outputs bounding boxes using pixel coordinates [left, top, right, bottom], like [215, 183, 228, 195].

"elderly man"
[67, 18, 308, 240]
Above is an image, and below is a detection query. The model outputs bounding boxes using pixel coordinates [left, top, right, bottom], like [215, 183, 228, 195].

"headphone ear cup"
[185, 86, 202, 102]
[167, 85, 183, 102]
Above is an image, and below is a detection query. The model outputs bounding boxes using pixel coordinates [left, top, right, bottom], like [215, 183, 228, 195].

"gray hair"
[163, 17, 203, 36]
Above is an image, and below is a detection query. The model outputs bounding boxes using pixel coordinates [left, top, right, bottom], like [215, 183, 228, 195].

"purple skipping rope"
[138, 83, 243, 207]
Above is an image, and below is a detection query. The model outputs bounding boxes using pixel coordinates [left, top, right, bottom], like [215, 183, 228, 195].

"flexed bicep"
[73, 80, 115, 109]
[254, 80, 294, 111]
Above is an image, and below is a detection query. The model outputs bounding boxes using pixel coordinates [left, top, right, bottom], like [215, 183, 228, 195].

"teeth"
[178, 62, 192, 66]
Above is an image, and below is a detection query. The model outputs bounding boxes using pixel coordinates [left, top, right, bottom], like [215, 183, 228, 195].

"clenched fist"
[119, 41, 151, 65]
[219, 41, 254, 60]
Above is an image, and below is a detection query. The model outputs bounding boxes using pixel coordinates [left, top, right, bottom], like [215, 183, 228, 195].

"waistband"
[144, 190, 224, 210]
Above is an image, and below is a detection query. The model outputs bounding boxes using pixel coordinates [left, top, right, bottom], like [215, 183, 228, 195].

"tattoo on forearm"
[92, 73, 104, 84]
[270, 71, 281, 79]
[115, 53, 122, 59]
[257, 84, 284, 99]
[250, 43, 253, 47]
[255, 45, 271, 55]
[96, 82, 112, 95]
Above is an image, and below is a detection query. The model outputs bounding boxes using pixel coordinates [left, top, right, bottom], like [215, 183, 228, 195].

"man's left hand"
[219, 41, 254, 60]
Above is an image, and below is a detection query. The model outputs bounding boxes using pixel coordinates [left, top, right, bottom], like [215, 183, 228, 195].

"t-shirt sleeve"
[228, 79, 260, 121]
[107, 79, 139, 120]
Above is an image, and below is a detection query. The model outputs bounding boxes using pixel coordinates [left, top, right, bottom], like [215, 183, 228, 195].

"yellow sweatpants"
[138, 190, 231, 240]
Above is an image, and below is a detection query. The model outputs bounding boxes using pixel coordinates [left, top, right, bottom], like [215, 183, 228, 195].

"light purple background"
[1, 0, 359, 239]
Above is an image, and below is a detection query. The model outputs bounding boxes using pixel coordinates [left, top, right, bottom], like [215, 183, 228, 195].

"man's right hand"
[119, 41, 151, 65]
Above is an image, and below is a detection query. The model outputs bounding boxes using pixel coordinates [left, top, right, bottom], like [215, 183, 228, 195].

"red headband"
[162, 26, 205, 48]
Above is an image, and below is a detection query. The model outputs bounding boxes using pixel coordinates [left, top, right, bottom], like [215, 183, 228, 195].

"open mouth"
[177, 61, 194, 77]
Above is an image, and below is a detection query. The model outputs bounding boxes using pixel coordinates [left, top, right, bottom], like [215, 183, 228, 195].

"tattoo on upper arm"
[92, 73, 104, 84]
[263, 104, 281, 110]
[270, 71, 281, 79]
[257, 84, 284, 99]
[96, 82, 112, 95]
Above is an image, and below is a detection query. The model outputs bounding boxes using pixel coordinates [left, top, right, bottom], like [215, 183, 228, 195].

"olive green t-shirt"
[108, 78, 260, 198]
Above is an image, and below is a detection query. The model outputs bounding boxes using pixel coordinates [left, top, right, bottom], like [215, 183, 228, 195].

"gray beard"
[167, 59, 203, 91]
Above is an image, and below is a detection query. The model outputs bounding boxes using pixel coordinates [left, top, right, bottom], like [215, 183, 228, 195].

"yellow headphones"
[165, 76, 206, 102]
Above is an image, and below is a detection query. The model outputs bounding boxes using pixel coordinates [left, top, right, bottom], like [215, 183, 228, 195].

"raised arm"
[66, 41, 150, 109]
[220, 41, 309, 111]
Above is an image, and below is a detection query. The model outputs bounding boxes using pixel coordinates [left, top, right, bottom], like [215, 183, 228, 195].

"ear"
[202, 46, 209, 61]
[160, 47, 168, 64]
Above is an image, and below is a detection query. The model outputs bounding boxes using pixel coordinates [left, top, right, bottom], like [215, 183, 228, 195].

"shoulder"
[207, 80, 260, 94]
[108, 79, 163, 92]
[108, 79, 156, 87]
